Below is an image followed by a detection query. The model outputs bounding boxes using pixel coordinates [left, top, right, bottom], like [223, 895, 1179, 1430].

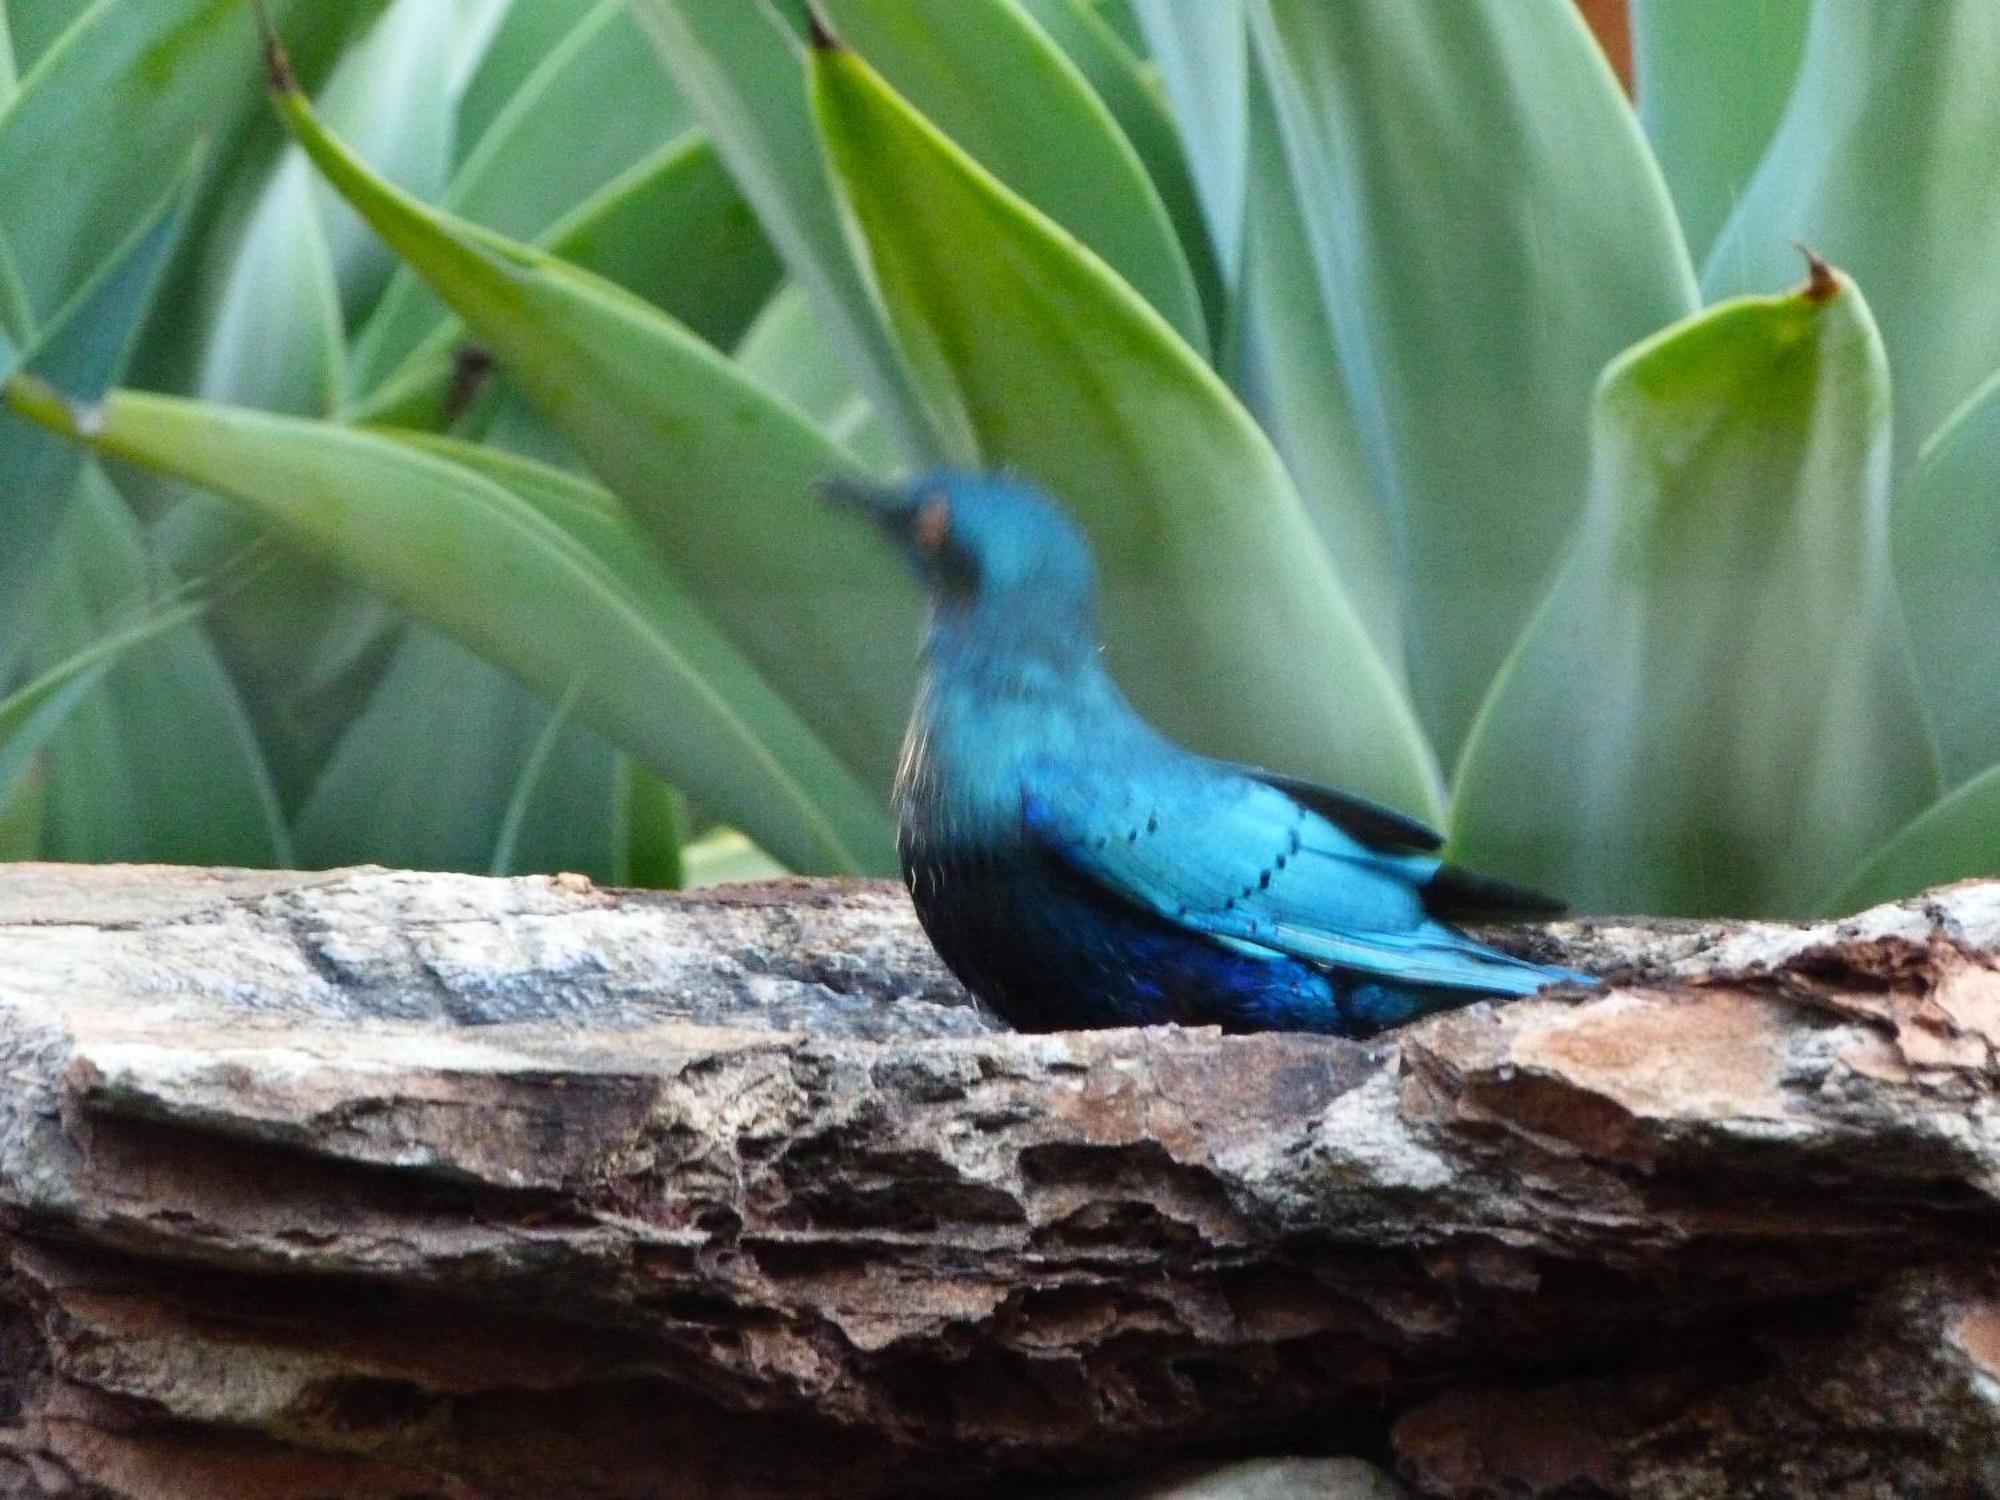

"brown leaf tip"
[804, 3, 846, 51]
[248, 0, 298, 92]
[1793, 242, 1839, 304]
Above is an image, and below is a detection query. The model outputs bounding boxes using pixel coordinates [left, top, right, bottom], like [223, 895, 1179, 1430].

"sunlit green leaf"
[16, 384, 892, 875]
[27, 466, 291, 866]
[814, 40, 1439, 818]
[0, 165, 189, 654]
[351, 0, 690, 397]
[1894, 368, 2000, 785]
[1453, 273, 1938, 917]
[1828, 765, 2000, 913]
[1251, 0, 1699, 760]
[628, 0, 939, 460]
[1704, 2, 2000, 456]
[273, 71, 918, 790]
[1632, 0, 1808, 260]
[820, 0, 1205, 354]
[296, 626, 624, 880]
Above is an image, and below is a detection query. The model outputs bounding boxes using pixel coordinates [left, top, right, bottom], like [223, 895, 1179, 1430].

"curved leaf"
[26, 465, 291, 867]
[1828, 765, 2000, 914]
[1129, 0, 1248, 284]
[296, 626, 624, 880]
[1251, 0, 1699, 758]
[820, 0, 1205, 354]
[734, 284, 895, 474]
[627, 0, 939, 460]
[1017, 0, 1224, 344]
[814, 39, 1439, 819]
[16, 385, 891, 875]
[351, 0, 690, 397]
[1704, 2, 2000, 455]
[271, 68, 918, 791]
[1632, 0, 1809, 260]
[1453, 272, 1939, 918]
[1894, 368, 2000, 784]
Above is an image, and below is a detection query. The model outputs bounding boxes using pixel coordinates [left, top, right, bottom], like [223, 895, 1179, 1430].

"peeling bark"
[0, 864, 1992, 1498]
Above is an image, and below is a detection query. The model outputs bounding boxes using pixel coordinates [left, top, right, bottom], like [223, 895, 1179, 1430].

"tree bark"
[0, 863, 1992, 1498]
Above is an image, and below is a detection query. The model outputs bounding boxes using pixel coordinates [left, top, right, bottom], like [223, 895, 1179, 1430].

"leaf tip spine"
[803, 3, 846, 53]
[248, 0, 299, 95]
[1791, 241, 1839, 304]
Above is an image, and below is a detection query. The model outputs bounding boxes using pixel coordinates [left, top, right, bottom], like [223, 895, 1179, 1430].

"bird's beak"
[814, 474, 916, 529]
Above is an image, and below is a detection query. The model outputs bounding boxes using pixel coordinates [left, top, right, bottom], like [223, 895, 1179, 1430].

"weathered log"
[0, 863, 1992, 1498]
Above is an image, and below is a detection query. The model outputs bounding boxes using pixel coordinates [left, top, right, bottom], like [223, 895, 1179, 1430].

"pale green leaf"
[1828, 765, 2000, 914]
[628, 0, 939, 460]
[0, 166, 189, 653]
[820, 0, 1205, 354]
[734, 284, 896, 474]
[1894, 368, 2000, 785]
[28, 466, 291, 866]
[1704, 1, 2000, 455]
[32, 387, 891, 875]
[1130, 0, 1248, 283]
[1453, 274, 1939, 917]
[453, 0, 598, 157]
[275, 75, 919, 791]
[351, 0, 690, 397]
[1017, 0, 1224, 343]
[296, 626, 623, 880]
[814, 41, 1440, 818]
[1251, 0, 1699, 759]
[1632, 0, 1809, 260]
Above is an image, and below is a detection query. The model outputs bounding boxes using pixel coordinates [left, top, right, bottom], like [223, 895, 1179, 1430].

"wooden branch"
[0, 864, 1993, 1498]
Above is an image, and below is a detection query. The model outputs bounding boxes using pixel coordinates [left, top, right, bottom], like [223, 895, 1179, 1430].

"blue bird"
[822, 470, 1591, 1037]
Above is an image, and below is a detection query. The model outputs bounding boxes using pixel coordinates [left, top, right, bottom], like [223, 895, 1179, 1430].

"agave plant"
[1, 0, 1995, 918]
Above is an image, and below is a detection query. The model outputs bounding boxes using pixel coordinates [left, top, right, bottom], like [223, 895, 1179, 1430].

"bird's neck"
[897, 593, 1118, 841]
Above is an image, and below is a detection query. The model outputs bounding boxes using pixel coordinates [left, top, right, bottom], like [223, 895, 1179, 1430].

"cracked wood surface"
[0, 864, 1993, 1498]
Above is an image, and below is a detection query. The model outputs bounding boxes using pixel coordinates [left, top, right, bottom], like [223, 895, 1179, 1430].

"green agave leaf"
[453, 0, 597, 157]
[0, 0, 373, 330]
[1227, 64, 1397, 672]
[1704, 2, 2000, 456]
[1452, 272, 1939, 918]
[0, 593, 198, 816]
[682, 828, 786, 889]
[735, 284, 896, 474]
[1828, 765, 2000, 914]
[612, 762, 685, 890]
[1894, 369, 2000, 785]
[27, 465, 291, 866]
[1632, 0, 1809, 261]
[270, 66, 918, 791]
[0, 11, 15, 107]
[296, 626, 624, 881]
[1129, 0, 1248, 284]
[0, 164, 189, 655]
[14, 384, 892, 875]
[1251, 0, 1699, 761]
[1017, 0, 1225, 345]
[813, 40, 1440, 818]
[3, 0, 92, 77]
[351, 0, 690, 397]
[351, 133, 779, 426]
[628, 0, 939, 460]
[309, 0, 457, 315]
[820, 0, 1205, 355]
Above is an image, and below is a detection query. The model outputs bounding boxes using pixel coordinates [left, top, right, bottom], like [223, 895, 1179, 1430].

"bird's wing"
[1223, 762, 1444, 852]
[1023, 766, 1560, 995]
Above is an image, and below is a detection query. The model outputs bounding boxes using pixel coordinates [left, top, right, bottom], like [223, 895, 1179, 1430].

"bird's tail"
[1422, 863, 1566, 921]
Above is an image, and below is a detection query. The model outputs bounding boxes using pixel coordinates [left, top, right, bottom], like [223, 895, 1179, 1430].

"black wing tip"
[1425, 865, 1568, 921]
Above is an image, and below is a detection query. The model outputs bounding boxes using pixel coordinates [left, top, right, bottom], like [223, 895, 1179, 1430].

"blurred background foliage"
[0, 0, 1994, 917]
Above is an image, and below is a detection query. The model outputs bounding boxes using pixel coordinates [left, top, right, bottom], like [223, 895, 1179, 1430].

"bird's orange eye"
[915, 496, 951, 553]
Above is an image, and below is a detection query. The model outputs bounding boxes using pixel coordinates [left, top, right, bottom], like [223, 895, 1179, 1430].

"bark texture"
[0, 863, 1992, 1499]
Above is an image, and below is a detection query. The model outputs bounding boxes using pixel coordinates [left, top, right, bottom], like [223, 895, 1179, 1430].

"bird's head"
[819, 469, 1098, 615]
